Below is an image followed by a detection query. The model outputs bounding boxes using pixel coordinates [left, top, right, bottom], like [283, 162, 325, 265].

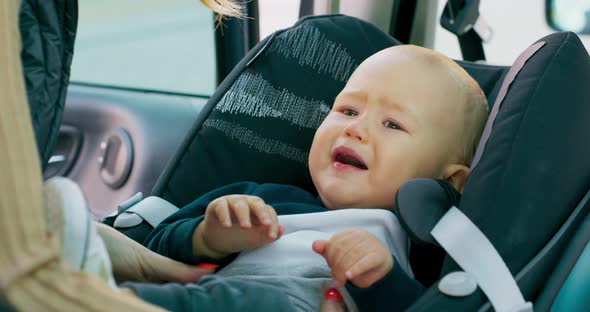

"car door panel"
[53, 84, 206, 217]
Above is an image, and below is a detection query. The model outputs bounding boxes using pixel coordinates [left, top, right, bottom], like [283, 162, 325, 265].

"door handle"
[48, 155, 67, 164]
[43, 125, 82, 180]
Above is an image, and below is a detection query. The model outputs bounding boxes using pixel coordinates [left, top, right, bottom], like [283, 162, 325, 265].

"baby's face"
[309, 48, 466, 209]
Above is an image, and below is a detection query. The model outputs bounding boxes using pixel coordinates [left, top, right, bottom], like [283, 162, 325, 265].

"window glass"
[71, 0, 216, 95]
[434, 0, 590, 65]
[258, 0, 301, 39]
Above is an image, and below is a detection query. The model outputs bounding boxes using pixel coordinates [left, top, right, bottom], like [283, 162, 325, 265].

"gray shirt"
[216, 209, 412, 312]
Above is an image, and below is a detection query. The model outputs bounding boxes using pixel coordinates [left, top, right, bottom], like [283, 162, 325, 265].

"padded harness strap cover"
[114, 197, 179, 229]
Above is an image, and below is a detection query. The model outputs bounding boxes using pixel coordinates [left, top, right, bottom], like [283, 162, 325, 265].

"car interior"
[10, 0, 590, 311]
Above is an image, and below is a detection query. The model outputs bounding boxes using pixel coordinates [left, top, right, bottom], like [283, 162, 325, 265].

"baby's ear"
[443, 164, 470, 193]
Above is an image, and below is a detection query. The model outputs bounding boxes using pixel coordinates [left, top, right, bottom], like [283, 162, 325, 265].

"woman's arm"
[97, 223, 215, 283]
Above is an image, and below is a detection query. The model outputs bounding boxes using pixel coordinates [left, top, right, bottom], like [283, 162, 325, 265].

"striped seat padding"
[152, 14, 508, 208]
[152, 15, 400, 207]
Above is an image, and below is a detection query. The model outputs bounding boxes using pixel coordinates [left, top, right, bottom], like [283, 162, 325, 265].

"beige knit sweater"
[0, 1, 161, 310]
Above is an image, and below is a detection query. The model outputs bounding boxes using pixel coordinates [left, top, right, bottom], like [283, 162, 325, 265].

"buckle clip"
[101, 192, 143, 221]
[440, 0, 493, 41]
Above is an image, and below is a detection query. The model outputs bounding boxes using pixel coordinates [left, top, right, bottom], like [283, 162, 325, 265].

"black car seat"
[107, 14, 590, 311]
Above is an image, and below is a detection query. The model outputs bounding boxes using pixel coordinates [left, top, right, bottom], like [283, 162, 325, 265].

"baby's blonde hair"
[441, 57, 489, 166]
[398, 45, 489, 166]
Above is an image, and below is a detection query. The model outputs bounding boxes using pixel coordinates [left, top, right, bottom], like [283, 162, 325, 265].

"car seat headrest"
[395, 178, 460, 287]
[395, 178, 460, 246]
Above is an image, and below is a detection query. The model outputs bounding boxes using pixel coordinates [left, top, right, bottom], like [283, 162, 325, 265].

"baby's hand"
[312, 229, 393, 288]
[193, 195, 284, 259]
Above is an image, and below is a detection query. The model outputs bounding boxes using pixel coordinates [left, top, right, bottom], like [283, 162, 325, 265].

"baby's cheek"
[369, 174, 402, 207]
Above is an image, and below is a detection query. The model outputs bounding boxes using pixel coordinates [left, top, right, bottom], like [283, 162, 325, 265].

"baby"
[131, 44, 489, 311]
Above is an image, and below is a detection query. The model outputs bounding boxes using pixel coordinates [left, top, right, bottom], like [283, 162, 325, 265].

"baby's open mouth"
[332, 147, 368, 170]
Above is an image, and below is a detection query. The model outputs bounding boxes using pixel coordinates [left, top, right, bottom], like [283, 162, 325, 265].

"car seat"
[107, 14, 590, 311]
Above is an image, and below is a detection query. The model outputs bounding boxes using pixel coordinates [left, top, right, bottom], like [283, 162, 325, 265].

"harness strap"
[431, 207, 532, 312]
[113, 197, 179, 229]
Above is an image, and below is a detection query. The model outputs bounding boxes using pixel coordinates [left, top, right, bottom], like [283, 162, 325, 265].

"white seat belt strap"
[431, 207, 532, 312]
[113, 196, 179, 229]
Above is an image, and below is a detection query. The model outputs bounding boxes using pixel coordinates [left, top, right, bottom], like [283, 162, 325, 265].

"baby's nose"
[344, 122, 367, 142]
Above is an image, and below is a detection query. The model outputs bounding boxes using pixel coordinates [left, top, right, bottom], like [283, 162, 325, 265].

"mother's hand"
[320, 288, 346, 312]
[96, 223, 214, 283]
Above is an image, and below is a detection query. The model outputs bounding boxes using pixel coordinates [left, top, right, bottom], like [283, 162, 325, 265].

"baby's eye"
[342, 108, 358, 116]
[383, 120, 401, 130]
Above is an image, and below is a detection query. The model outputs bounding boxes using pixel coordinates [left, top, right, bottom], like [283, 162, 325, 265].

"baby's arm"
[144, 182, 296, 263]
[144, 182, 265, 263]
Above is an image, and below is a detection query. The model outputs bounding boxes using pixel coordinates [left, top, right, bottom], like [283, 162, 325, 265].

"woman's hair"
[200, 0, 244, 22]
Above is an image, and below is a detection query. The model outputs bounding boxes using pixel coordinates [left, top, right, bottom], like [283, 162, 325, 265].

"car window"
[260, 0, 590, 66]
[434, 0, 590, 65]
[258, 0, 301, 39]
[70, 0, 216, 96]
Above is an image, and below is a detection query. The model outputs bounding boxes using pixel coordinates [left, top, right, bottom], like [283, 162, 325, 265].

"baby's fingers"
[312, 240, 328, 255]
[228, 197, 252, 228]
[278, 224, 285, 237]
[212, 199, 232, 227]
[346, 253, 389, 288]
[266, 205, 280, 239]
[345, 253, 379, 280]
[247, 197, 272, 226]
